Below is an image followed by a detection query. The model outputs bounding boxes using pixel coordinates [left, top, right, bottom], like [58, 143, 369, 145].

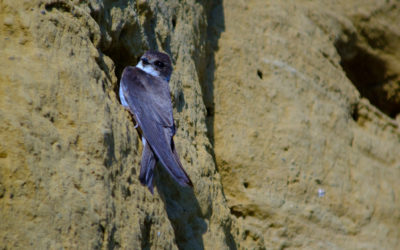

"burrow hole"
[335, 30, 400, 119]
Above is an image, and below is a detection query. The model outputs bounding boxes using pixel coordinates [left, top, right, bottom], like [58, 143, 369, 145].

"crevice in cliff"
[87, 1, 150, 98]
[197, 2, 239, 249]
[198, 2, 225, 147]
[140, 216, 152, 250]
[107, 225, 120, 250]
[44, 1, 72, 13]
[335, 21, 400, 119]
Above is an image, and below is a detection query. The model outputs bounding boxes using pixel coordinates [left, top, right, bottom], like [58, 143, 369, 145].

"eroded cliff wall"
[1, 0, 399, 249]
[211, 0, 400, 249]
[0, 0, 232, 249]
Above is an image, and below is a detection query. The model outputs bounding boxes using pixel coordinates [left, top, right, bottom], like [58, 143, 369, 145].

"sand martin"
[119, 51, 193, 193]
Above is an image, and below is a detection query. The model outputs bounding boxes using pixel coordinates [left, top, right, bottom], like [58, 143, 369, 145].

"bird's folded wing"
[139, 138, 157, 193]
[121, 67, 191, 187]
[121, 67, 174, 128]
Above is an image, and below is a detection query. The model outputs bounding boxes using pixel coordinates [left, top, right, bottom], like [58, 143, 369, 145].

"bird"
[119, 50, 193, 193]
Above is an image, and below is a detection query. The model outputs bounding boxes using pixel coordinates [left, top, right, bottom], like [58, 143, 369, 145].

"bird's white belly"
[119, 84, 129, 108]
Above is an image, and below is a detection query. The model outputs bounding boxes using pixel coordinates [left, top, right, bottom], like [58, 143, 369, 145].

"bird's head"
[136, 51, 173, 82]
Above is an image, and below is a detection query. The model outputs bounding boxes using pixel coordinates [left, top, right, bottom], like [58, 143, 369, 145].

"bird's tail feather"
[139, 142, 156, 194]
[141, 128, 193, 189]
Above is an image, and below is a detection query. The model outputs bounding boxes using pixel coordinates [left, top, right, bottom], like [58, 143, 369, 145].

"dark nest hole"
[104, 41, 141, 96]
[257, 69, 263, 79]
[335, 35, 400, 119]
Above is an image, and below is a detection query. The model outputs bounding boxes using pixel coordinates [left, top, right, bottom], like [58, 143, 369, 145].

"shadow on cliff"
[199, 1, 225, 149]
[199, 2, 238, 249]
[197, 1, 238, 250]
[154, 166, 206, 250]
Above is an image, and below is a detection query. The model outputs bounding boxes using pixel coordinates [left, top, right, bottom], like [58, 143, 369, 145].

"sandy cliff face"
[0, 0, 231, 249]
[211, 0, 400, 249]
[0, 0, 399, 249]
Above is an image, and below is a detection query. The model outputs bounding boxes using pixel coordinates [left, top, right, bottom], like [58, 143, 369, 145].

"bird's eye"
[154, 61, 164, 68]
[141, 58, 150, 65]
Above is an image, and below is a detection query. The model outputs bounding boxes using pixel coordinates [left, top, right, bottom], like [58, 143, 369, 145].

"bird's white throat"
[136, 61, 160, 78]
